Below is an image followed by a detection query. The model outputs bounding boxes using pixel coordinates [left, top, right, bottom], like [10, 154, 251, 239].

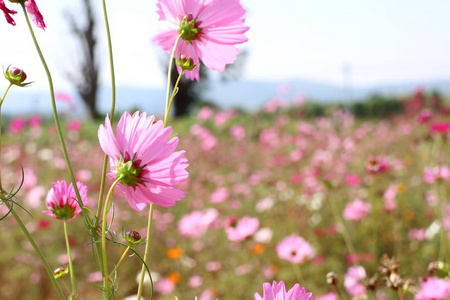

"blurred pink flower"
[417, 109, 433, 124]
[383, 185, 398, 211]
[0, 0, 16, 25]
[98, 112, 189, 210]
[343, 198, 371, 221]
[188, 275, 203, 288]
[344, 266, 366, 297]
[345, 174, 360, 187]
[224, 216, 259, 242]
[316, 293, 337, 300]
[67, 119, 82, 132]
[178, 209, 218, 238]
[366, 156, 389, 175]
[408, 228, 426, 242]
[42, 181, 87, 220]
[28, 115, 42, 127]
[230, 124, 245, 140]
[276, 235, 315, 264]
[210, 187, 229, 203]
[155, 277, 175, 295]
[198, 106, 213, 121]
[152, 0, 249, 81]
[25, 0, 46, 29]
[205, 261, 221, 272]
[415, 277, 450, 300]
[429, 122, 450, 134]
[254, 281, 313, 300]
[423, 166, 450, 184]
[87, 271, 103, 282]
[9, 117, 26, 134]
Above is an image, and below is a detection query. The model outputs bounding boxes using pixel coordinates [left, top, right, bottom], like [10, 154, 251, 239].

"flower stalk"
[63, 219, 77, 298]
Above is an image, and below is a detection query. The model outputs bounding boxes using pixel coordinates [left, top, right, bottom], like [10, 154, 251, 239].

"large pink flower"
[152, 0, 249, 81]
[98, 112, 189, 210]
[415, 277, 450, 300]
[254, 281, 313, 300]
[42, 181, 88, 220]
[0, 0, 16, 25]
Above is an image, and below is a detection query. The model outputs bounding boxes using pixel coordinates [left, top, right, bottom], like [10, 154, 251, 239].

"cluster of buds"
[176, 54, 198, 72]
[53, 266, 69, 279]
[4, 66, 32, 87]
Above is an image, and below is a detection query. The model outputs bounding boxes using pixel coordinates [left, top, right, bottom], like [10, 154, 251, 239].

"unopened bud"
[326, 272, 338, 285]
[53, 267, 69, 279]
[124, 230, 142, 245]
[4, 66, 32, 87]
[176, 55, 198, 71]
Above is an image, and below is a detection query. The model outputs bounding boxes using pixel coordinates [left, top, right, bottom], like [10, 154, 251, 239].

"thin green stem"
[164, 71, 184, 127]
[164, 35, 182, 123]
[136, 204, 154, 300]
[20, 5, 86, 215]
[329, 195, 356, 256]
[291, 263, 305, 284]
[0, 83, 13, 188]
[108, 246, 131, 278]
[96, 0, 117, 227]
[101, 177, 121, 299]
[8, 204, 66, 299]
[63, 219, 76, 298]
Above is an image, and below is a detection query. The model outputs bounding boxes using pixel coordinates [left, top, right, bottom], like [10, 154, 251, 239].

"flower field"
[0, 99, 449, 299]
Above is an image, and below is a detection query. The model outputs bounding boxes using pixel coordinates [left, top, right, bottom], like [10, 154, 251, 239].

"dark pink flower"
[415, 277, 450, 300]
[0, 0, 16, 25]
[429, 122, 450, 134]
[24, 0, 45, 29]
[8, 117, 26, 134]
[98, 112, 189, 210]
[276, 235, 315, 264]
[42, 181, 88, 220]
[152, 0, 249, 81]
[254, 281, 313, 300]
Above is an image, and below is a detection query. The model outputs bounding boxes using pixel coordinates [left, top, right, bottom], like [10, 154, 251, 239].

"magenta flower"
[152, 0, 249, 81]
[0, 0, 16, 25]
[254, 281, 313, 300]
[276, 235, 315, 264]
[42, 181, 88, 220]
[344, 266, 366, 297]
[343, 198, 371, 221]
[415, 277, 450, 300]
[224, 216, 259, 242]
[24, 0, 45, 29]
[98, 112, 189, 210]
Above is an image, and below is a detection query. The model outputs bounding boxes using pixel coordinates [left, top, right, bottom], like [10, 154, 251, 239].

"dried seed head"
[379, 254, 400, 276]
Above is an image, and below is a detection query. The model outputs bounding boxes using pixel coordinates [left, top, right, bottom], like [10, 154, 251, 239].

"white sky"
[1, 0, 450, 90]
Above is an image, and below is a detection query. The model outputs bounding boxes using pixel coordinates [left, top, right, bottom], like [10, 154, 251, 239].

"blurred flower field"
[0, 97, 449, 299]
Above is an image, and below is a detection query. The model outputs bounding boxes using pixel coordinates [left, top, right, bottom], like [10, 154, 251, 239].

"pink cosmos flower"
[343, 198, 371, 221]
[276, 235, 315, 264]
[316, 293, 337, 300]
[423, 166, 450, 184]
[429, 122, 450, 134]
[152, 0, 249, 81]
[408, 228, 426, 242]
[155, 277, 175, 295]
[415, 277, 450, 300]
[210, 187, 229, 203]
[0, 0, 16, 25]
[224, 216, 259, 242]
[98, 112, 189, 210]
[42, 181, 88, 220]
[178, 208, 218, 239]
[254, 281, 313, 300]
[344, 266, 366, 297]
[8, 117, 26, 134]
[25, 0, 45, 29]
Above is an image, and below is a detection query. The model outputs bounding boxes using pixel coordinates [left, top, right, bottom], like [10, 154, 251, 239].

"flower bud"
[176, 55, 198, 71]
[4, 66, 31, 87]
[53, 267, 69, 279]
[326, 272, 338, 285]
[124, 230, 142, 245]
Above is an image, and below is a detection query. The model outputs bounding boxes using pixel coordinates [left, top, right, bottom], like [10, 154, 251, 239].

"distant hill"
[3, 79, 450, 117]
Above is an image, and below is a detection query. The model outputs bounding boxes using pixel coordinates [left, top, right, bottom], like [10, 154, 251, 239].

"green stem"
[291, 263, 305, 284]
[108, 246, 131, 278]
[164, 71, 184, 127]
[0, 83, 13, 189]
[8, 204, 66, 299]
[163, 35, 182, 123]
[101, 177, 121, 299]
[96, 0, 117, 227]
[136, 204, 154, 300]
[20, 4, 86, 215]
[329, 195, 356, 256]
[63, 219, 76, 298]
